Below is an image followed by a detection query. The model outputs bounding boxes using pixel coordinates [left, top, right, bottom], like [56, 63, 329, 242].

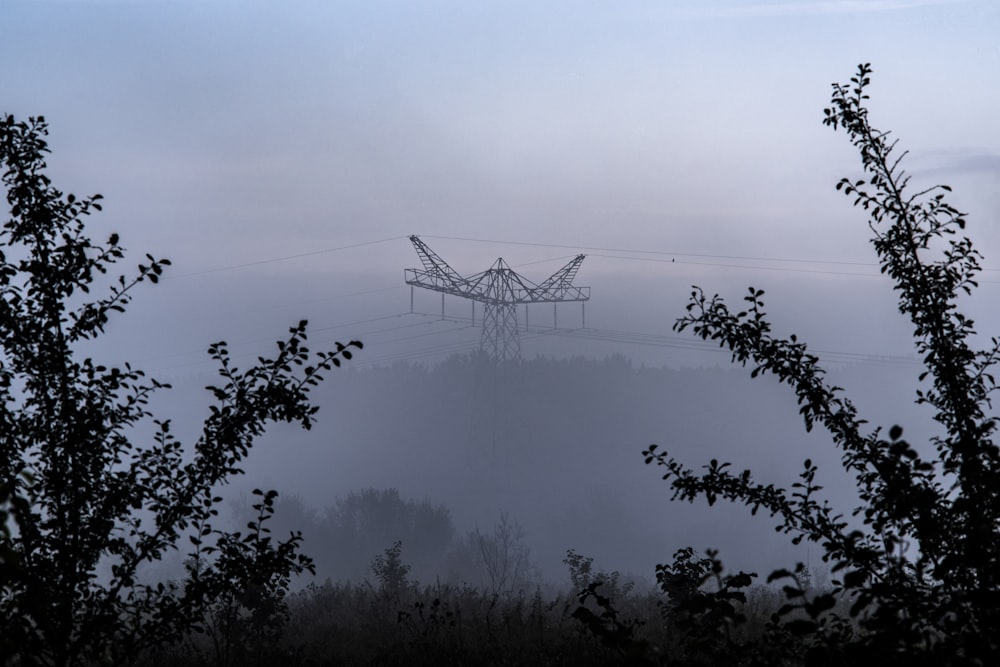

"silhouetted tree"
[0, 114, 361, 665]
[645, 64, 1000, 664]
[472, 511, 534, 596]
[321, 488, 454, 582]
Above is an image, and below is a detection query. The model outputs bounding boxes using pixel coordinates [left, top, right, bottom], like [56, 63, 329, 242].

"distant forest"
[212, 351, 925, 587]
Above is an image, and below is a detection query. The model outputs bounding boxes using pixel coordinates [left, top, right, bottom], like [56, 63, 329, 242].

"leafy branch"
[643, 65, 1000, 662]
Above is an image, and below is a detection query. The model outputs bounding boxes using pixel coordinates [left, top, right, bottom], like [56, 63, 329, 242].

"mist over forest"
[142, 349, 932, 588]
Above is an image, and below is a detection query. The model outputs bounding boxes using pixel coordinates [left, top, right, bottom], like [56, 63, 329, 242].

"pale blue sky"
[2, 0, 999, 367]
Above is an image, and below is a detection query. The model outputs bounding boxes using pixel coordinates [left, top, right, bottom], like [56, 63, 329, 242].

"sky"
[2, 0, 999, 369]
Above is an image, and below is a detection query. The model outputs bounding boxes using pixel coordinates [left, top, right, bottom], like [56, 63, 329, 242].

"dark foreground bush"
[0, 114, 360, 666]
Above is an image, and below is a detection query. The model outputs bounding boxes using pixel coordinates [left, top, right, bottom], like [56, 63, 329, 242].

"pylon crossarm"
[404, 268, 471, 298]
[462, 266, 496, 297]
[536, 254, 585, 290]
[525, 254, 589, 302]
[408, 235, 466, 290]
[519, 285, 590, 303]
[463, 259, 532, 303]
[507, 264, 541, 293]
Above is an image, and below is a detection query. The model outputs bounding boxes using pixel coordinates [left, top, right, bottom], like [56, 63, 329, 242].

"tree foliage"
[0, 114, 361, 666]
[643, 64, 1000, 664]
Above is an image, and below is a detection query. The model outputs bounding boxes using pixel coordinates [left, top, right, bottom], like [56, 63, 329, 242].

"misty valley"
[232, 352, 922, 586]
[129, 351, 925, 665]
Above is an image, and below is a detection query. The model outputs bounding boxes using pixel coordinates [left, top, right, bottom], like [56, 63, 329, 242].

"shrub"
[0, 114, 360, 665]
[645, 64, 1000, 664]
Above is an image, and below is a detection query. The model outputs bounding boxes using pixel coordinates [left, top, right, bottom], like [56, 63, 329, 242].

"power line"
[125, 313, 413, 369]
[352, 328, 483, 367]
[133, 305, 919, 376]
[137, 231, 1000, 285]
[115, 231, 980, 373]
[588, 254, 880, 278]
[142, 314, 476, 373]
[421, 233, 1000, 278]
[148, 233, 1000, 291]
[168, 236, 409, 278]
[312, 318, 473, 347]
[356, 342, 481, 367]
[535, 326, 920, 368]
[286, 284, 406, 306]
[359, 332, 478, 360]
[308, 312, 415, 334]
[421, 234, 876, 268]
[399, 311, 920, 369]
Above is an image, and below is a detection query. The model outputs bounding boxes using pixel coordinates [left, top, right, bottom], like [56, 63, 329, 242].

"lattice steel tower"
[404, 236, 590, 362]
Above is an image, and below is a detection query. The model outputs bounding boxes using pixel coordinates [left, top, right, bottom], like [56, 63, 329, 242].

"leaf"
[843, 569, 866, 589]
[767, 568, 793, 584]
[783, 619, 817, 636]
[807, 593, 836, 615]
[782, 585, 804, 599]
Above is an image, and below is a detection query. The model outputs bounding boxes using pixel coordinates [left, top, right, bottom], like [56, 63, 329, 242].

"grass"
[142, 574, 793, 667]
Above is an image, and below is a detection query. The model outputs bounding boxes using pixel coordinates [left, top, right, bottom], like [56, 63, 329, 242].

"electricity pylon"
[404, 236, 590, 362]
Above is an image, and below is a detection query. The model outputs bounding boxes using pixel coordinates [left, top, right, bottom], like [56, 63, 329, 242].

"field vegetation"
[141, 540, 794, 667]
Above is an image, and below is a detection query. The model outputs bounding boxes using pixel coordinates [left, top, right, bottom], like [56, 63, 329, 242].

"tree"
[644, 64, 1000, 664]
[0, 114, 362, 666]
[315, 487, 455, 583]
[473, 511, 533, 596]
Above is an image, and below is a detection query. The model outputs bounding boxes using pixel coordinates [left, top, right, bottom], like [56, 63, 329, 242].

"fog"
[112, 248, 940, 587]
[4, 0, 999, 591]
[72, 231, 973, 588]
